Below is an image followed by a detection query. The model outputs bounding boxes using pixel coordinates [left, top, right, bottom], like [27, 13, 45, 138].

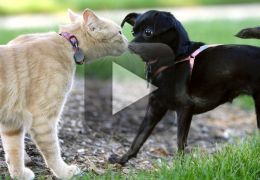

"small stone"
[150, 148, 169, 157]
[77, 149, 85, 155]
[122, 168, 130, 174]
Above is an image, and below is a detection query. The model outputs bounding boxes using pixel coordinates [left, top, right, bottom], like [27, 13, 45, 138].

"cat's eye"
[143, 28, 153, 38]
[91, 27, 96, 31]
[119, 31, 122, 35]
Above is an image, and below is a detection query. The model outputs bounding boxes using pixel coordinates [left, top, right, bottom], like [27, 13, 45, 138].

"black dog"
[109, 10, 260, 165]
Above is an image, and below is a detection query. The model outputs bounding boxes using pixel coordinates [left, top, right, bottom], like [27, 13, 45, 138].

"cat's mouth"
[76, 60, 85, 65]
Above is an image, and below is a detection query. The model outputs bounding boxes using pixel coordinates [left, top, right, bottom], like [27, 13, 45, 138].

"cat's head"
[64, 9, 128, 61]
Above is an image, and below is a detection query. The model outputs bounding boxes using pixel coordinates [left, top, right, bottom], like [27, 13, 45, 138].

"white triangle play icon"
[112, 62, 158, 115]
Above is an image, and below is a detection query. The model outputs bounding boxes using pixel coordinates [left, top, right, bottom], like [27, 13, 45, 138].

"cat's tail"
[235, 27, 260, 39]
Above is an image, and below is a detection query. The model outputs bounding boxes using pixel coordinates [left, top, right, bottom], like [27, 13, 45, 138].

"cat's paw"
[58, 165, 81, 179]
[11, 167, 35, 180]
[23, 168, 35, 180]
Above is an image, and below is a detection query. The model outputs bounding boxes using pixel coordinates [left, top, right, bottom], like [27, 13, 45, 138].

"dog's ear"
[153, 12, 176, 35]
[121, 13, 140, 27]
[174, 18, 190, 54]
[155, 12, 190, 56]
[154, 12, 187, 37]
[68, 9, 80, 23]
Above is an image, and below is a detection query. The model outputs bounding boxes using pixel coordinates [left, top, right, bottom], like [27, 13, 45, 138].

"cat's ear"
[68, 9, 80, 23]
[82, 8, 99, 25]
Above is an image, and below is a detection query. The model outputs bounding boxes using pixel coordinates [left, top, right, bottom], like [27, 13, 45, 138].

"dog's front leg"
[176, 106, 193, 152]
[109, 95, 167, 165]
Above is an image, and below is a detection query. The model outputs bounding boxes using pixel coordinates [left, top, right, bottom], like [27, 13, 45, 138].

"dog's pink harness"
[177, 44, 220, 71]
[153, 44, 220, 78]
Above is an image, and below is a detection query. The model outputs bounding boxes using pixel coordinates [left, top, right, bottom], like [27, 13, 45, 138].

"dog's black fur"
[109, 10, 260, 165]
[236, 27, 260, 39]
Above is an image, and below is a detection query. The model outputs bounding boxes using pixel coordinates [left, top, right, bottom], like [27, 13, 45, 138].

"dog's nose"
[128, 43, 137, 52]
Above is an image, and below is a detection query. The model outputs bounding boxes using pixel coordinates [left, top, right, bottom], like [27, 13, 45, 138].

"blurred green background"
[0, 0, 259, 109]
[1, 19, 259, 80]
[0, 0, 259, 15]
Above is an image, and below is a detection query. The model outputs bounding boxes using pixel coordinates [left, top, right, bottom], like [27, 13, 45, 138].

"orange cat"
[0, 9, 127, 179]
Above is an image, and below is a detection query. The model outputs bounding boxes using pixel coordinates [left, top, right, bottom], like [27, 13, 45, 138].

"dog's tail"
[235, 27, 260, 39]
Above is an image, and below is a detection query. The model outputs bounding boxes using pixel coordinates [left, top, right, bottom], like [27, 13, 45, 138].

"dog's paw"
[11, 167, 35, 180]
[108, 154, 120, 164]
[108, 154, 128, 165]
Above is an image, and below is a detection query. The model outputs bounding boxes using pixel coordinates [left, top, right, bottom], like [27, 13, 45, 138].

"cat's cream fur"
[0, 9, 127, 179]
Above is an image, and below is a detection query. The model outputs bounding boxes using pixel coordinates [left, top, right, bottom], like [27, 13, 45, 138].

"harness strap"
[189, 44, 219, 71]
[152, 44, 220, 78]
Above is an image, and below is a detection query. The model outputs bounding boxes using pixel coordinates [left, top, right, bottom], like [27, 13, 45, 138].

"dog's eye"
[143, 28, 153, 38]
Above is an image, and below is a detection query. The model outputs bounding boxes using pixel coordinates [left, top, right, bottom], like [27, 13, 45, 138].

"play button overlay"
[112, 62, 158, 115]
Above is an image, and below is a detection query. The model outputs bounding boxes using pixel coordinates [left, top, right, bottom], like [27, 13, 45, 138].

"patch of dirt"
[0, 78, 257, 178]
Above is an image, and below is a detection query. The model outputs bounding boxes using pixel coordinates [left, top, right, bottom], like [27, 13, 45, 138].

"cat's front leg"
[0, 126, 35, 180]
[30, 118, 81, 179]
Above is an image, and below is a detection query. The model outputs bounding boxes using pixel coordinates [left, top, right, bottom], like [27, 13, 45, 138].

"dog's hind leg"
[109, 96, 167, 165]
[253, 94, 260, 129]
[176, 106, 193, 152]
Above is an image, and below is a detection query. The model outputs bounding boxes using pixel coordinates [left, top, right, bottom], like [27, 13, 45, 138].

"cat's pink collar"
[59, 32, 79, 51]
[59, 32, 85, 65]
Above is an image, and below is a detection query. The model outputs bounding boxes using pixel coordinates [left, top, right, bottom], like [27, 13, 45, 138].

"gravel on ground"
[1, 78, 257, 178]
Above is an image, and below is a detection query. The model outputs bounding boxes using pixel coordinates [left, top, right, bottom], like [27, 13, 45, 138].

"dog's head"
[129, 42, 175, 81]
[121, 10, 190, 57]
[61, 9, 128, 61]
[128, 42, 175, 64]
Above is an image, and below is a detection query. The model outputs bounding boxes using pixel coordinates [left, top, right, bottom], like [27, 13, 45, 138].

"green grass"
[78, 134, 260, 179]
[0, 0, 259, 15]
[233, 95, 255, 109]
